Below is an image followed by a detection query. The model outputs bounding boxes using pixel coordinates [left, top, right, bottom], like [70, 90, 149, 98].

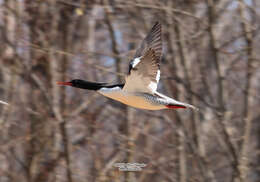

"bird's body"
[57, 22, 198, 111]
[98, 85, 194, 110]
[98, 87, 165, 110]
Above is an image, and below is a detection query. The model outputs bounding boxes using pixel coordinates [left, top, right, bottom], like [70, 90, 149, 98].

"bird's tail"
[183, 103, 199, 111]
[166, 98, 199, 111]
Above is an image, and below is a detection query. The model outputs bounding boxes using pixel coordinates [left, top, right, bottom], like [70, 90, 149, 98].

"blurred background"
[0, 0, 260, 182]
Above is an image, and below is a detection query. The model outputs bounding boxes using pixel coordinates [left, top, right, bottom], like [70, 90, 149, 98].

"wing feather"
[128, 22, 162, 74]
[124, 22, 162, 94]
[134, 22, 162, 60]
[123, 49, 160, 93]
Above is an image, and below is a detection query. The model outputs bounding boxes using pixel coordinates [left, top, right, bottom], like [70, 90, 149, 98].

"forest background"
[0, 0, 260, 182]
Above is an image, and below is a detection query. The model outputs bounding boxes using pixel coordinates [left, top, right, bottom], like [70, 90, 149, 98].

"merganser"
[57, 22, 197, 110]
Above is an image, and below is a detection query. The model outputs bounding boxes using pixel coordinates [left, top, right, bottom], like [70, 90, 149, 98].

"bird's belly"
[99, 91, 165, 110]
[119, 95, 165, 110]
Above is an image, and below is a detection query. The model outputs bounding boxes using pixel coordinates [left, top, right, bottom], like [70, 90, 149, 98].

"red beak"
[57, 81, 72, 86]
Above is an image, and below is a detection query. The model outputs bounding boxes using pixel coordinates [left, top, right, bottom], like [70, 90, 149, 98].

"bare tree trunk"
[237, 0, 254, 181]
[206, 1, 241, 181]
[103, 2, 134, 182]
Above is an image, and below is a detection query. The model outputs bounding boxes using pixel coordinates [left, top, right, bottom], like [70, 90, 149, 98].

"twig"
[0, 100, 9, 106]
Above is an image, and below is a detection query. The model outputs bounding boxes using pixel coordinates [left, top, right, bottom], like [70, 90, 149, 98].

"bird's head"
[57, 79, 105, 90]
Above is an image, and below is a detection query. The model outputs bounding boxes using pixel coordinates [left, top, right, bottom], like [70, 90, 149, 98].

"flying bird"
[57, 22, 197, 110]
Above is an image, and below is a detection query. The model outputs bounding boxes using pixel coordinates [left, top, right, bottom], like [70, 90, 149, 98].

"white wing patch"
[148, 82, 157, 92]
[147, 70, 160, 92]
[124, 60, 160, 94]
[132, 57, 141, 68]
[156, 70, 160, 83]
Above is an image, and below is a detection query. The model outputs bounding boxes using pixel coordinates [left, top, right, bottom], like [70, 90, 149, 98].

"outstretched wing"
[124, 22, 162, 93]
[123, 49, 160, 93]
[128, 21, 162, 72]
[134, 22, 162, 60]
